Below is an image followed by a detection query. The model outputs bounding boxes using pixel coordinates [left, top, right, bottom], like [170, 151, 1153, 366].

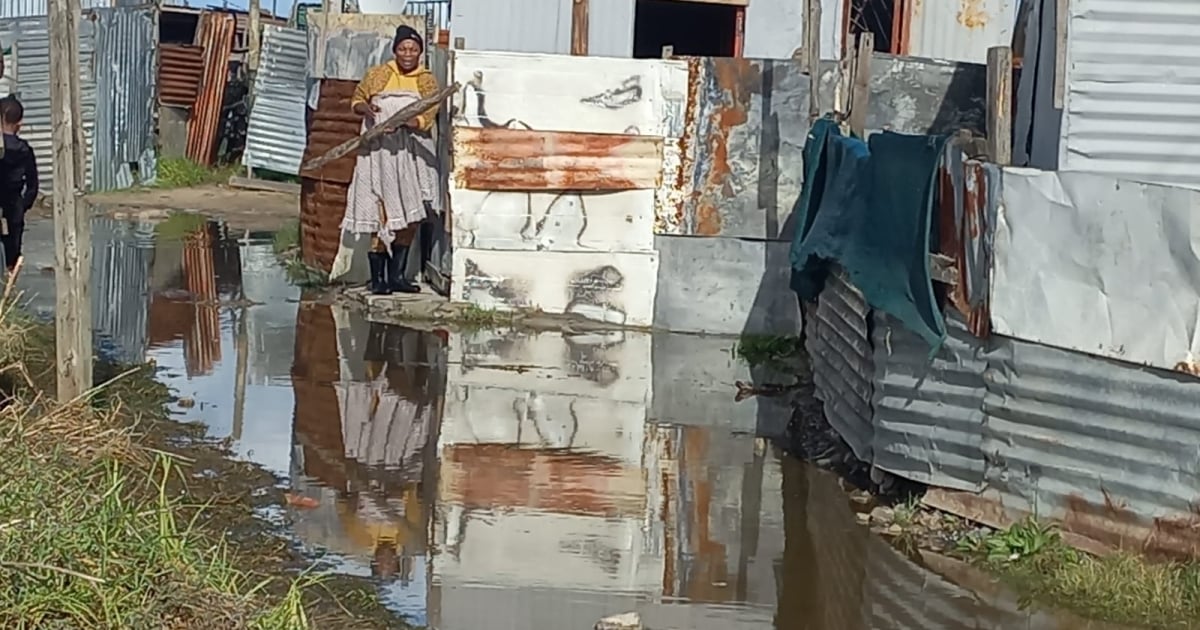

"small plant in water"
[733, 334, 804, 369]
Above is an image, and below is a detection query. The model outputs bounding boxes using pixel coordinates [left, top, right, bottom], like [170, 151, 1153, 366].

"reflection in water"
[15, 216, 1130, 630]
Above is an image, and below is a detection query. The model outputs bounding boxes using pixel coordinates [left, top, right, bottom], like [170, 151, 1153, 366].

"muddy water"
[14, 216, 1121, 630]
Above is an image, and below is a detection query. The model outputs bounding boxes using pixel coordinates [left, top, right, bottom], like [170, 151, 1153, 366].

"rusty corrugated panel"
[299, 79, 359, 274]
[181, 228, 221, 377]
[453, 127, 664, 191]
[291, 302, 347, 489]
[185, 11, 235, 166]
[159, 44, 204, 107]
[301, 79, 360, 183]
[299, 179, 348, 273]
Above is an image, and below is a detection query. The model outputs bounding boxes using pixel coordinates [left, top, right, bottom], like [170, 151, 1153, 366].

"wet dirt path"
[11, 215, 1126, 630]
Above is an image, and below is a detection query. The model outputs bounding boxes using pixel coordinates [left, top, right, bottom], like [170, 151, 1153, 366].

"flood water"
[14, 216, 1122, 630]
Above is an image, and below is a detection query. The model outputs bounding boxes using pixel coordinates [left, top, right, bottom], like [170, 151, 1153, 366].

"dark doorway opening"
[633, 0, 740, 59]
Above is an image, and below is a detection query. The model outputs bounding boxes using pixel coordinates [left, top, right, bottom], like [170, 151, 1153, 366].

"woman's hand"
[353, 101, 381, 123]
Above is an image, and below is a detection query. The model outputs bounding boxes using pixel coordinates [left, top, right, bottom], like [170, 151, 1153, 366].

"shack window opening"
[846, 0, 901, 54]
[633, 0, 740, 59]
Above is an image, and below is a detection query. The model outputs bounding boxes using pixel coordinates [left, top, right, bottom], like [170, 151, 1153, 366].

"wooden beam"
[571, 0, 589, 56]
[1054, 0, 1068, 108]
[986, 46, 1014, 165]
[248, 0, 262, 72]
[48, 0, 93, 401]
[804, 0, 822, 122]
[848, 33, 873, 138]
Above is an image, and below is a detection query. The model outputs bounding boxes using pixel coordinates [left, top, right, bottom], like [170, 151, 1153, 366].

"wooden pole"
[571, 0, 589, 56]
[848, 33, 873, 138]
[804, 0, 822, 122]
[248, 0, 262, 73]
[986, 45, 1014, 165]
[48, 0, 92, 401]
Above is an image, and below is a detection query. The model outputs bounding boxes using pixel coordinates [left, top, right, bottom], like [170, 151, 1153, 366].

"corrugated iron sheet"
[91, 217, 152, 365]
[805, 267, 875, 462]
[0, 15, 97, 192]
[453, 127, 663, 191]
[450, 0, 570, 55]
[306, 11, 425, 81]
[301, 78, 360, 183]
[299, 178, 349, 273]
[186, 11, 235, 166]
[1058, 0, 1200, 189]
[92, 6, 156, 191]
[159, 44, 204, 107]
[903, 0, 1019, 64]
[813, 270, 1200, 557]
[0, 0, 109, 18]
[244, 24, 308, 175]
[871, 311, 987, 492]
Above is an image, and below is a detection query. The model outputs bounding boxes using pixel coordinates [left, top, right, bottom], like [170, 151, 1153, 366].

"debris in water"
[176, 397, 195, 409]
[284, 493, 320, 509]
[595, 612, 641, 630]
[733, 380, 792, 402]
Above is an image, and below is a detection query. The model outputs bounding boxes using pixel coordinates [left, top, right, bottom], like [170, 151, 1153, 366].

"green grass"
[733, 334, 804, 369]
[156, 158, 239, 189]
[272, 219, 301, 256]
[153, 212, 210, 243]
[458, 304, 513, 329]
[956, 518, 1200, 628]
[270, 220, 330, 288]
[0, 296, 408, 629]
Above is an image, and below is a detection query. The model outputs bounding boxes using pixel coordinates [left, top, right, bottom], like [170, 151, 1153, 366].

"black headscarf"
[393, 25, 424, 52]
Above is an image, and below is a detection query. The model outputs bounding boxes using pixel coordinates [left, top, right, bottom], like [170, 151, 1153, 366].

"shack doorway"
[632, 0, 743, 58]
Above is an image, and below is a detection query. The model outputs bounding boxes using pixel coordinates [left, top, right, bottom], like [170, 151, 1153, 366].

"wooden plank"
[804, 0, 822, 121]
[228, 175, 302, 195]
[571, 0, 589, 56]
[48, 0, 92, 400]
[453, 127, 664, 191]
[848, 33, 874, 138]
[986, 46, 1014, 165]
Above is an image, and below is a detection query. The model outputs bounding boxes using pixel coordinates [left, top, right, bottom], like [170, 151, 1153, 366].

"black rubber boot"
[418, 219, 435, 284]
[388, 243, 421, 294]
[367, 251, 392, 295]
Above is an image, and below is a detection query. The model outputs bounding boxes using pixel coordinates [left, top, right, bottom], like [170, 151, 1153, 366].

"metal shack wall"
[1058, 0, 1200, 189]
[904, 0, 1019, 64]
[92, 6, 157, 191]
[450, 0, 634, 57]
[0, 0, 109, 18]
[0, 15, 97, 192]
[244, 25, 309, 175]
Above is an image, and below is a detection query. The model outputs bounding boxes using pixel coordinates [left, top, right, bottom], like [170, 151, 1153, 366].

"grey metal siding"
[450, 0, 570, 54]
[245, 25, 309, 175]
[92, 6, 157, 191]
[0, 0, 109, 18]
[806, 268, 875, 461]
[0, 15, 97, 192]
[586, 0, 633, 58]
[871, 312, 988, 492]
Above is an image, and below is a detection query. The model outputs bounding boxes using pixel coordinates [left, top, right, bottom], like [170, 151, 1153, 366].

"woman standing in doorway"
[344, 25, 442, 295]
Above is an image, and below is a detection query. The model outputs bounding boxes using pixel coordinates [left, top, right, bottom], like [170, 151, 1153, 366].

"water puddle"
[13, 215, 1125, 629]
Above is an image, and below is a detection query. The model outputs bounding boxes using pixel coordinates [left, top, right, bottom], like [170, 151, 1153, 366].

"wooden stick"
[301, 81, 460, 173]
[987, 46, 1014, 165]
[848, 33, 873, 138]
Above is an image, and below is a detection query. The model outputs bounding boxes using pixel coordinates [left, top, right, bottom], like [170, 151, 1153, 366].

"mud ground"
[70, 185, 299, 233]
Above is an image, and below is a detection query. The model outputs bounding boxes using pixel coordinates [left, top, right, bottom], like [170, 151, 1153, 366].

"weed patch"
[956, 518, 1200, 628]
[733, 334, 804, 369]
[156, 158, 239, 189]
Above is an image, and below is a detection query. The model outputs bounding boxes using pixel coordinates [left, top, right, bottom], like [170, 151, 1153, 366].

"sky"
[174, 0, 301, 19]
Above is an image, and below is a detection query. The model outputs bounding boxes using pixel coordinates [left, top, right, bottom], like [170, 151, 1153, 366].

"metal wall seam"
[903, 0, 1019, 64]
[870, 311, 987, 492]
[0, 15, 97, 192]
[244, 24, 309, 175]
[92, 6, 157, 191]
[805, 267, 875, 462]
[1058, 0, 1200, 189]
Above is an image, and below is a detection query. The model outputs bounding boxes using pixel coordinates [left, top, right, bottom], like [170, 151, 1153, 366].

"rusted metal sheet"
[301, 79, 360, 184]
[300, 179, 349, 274]
[902, 0, 1019, 64]
[934, 146, 994, 338]
[674, 56, 811, 239]
[185, 12, 235, 166]
[159, 44, 204, 107]
[453, 127, 663, 191]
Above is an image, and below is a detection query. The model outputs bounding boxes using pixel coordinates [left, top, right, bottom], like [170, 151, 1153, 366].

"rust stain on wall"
[936, 154, 991, 338]
[957, 0, 989, 29]
[454, 127, 663, 191]
[687, 57, 762, 236]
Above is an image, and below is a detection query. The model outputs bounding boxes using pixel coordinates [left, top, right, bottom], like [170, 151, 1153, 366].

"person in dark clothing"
[0, 96, 36, 273]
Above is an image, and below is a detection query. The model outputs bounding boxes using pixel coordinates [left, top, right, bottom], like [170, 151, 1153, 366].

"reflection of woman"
[344, 25, 441, 296]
